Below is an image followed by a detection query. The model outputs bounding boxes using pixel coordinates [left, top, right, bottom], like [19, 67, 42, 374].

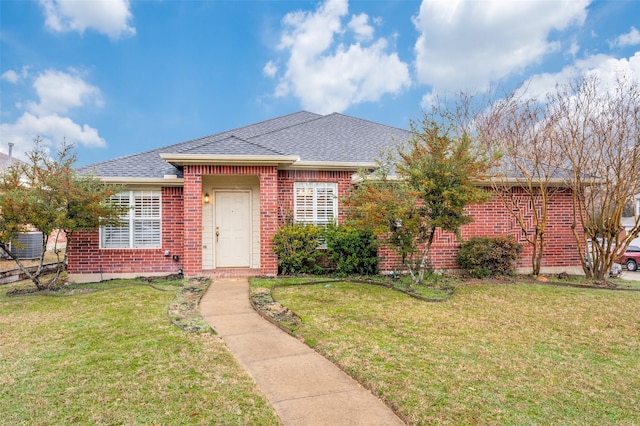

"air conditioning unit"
[13, 232, 44, 260]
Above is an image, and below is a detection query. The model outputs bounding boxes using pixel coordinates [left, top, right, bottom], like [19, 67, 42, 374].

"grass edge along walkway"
[251, 276, 640, 425]
[0, 277, 281, 425]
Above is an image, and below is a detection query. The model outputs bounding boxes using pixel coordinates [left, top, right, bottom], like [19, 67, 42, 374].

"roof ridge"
[152, 110, 322, 153]
[230, 135, 288, 155]
[77, 110, 321, 170]
[182, 134, 288, 156]
[243, 111, 327, 141]
[328, 112, 412, 134]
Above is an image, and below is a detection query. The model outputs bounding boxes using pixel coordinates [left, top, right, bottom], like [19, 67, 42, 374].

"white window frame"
[294, 182, 338, 226]
[100, 190, 162, 249]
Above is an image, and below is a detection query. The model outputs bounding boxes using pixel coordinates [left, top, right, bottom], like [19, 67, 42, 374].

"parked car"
[586, 240, 622, 277]
[618, 245, 640, 272]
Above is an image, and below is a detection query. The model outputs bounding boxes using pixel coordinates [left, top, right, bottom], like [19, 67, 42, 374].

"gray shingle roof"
[0, 152, 26, 173]
[80, 111, 413, 179]
[493, 156, 577, 182]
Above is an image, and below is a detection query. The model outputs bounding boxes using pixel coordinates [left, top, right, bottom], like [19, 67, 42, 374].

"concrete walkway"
[199, 278, 404, 426]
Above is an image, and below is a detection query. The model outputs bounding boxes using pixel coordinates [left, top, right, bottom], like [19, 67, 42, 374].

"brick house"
[67, 111, 583, 283]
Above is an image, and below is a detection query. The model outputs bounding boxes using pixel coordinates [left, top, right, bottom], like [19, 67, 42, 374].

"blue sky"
[1, 0, 639, 166]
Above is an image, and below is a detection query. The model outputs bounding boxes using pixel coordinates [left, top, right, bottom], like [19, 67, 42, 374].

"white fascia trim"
[351, 173, 401, 183]
[159, 153, 300, 166]
[487, 177, 604, 187]
[352, 174, 576, 188]
[283, 161, 376, 171]
[98, 177, 184, 187]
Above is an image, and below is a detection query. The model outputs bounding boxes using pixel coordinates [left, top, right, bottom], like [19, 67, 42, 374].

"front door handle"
[216, 227, 220, 242]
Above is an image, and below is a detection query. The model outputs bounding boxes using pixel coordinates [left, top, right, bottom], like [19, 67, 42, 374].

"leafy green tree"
[0, 138, 123, 290]
[345, 115, 496, 285]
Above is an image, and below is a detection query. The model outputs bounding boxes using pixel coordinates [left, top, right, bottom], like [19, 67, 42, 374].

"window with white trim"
[294, 182, 338, 226]
[100, 190, 162, 248]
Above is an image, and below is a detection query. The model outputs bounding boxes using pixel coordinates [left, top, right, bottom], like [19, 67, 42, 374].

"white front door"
[215, 191, 251, 267]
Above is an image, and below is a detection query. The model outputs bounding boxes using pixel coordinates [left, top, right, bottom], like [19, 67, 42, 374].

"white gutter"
[352, 174, 580, 187]
[486, 176, 604, 187]
[283, 161, 376, 171]
[98, 176, 185, 187]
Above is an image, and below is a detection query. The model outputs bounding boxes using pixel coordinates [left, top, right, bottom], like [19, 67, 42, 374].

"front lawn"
[0, 278, 280, 425]
[252, 277, 640, 425]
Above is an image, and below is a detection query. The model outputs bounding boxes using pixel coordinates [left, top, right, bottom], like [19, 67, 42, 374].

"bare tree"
[550, 75, 640, 281]
[477, 90, 565, 275]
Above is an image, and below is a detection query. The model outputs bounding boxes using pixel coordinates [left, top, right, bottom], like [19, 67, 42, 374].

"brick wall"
[378, 187, 583, 273]
[277, 170, 353, 224]
[66, 187, 184, 275]
[183, 164, 280, 276]
[67, 175, 583, 279]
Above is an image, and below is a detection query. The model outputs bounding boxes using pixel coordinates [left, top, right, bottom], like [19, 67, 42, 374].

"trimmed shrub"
[324, 224, 379, 276]
[273, 223, 324, 275]
[456, 236, 523, 278]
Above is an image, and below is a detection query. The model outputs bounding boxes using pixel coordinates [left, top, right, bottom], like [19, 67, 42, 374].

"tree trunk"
[532, 230, 544, 276]
[415, 227, 436, 285]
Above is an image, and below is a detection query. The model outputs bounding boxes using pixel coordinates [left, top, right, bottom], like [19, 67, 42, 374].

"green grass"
[0, 279, 280, 425]
[251, 275, 456, 301]
[262, 279, 640, 425]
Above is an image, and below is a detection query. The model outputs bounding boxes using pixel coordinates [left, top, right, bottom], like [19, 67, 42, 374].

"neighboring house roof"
[0, 153, 10, 173]
[0, 152, 26, 174]
[80, 111, 413, 180]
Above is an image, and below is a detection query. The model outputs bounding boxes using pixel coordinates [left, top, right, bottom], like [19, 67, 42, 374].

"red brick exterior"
[181, 164, 280, 276]
[67, 170, 583, 281]
[67, 187, 184, 276]
[277, 170, 353, 224]
[378, 187, 583, 273]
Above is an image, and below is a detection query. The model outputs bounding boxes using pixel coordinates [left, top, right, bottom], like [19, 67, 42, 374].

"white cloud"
[413, 0, 590, 95]
[348, 13, 374, 42]
[567, 39, 580, 58]
[27, 69, 103, 115]
[1, 67, 29, 84]
[263, 60, 278, 78]
[1, 113, 105, 156]
[39, 0, 135, 40]
[269, 0, 410, 114]
[2, 70, 20, 83]
[614, 27, 640, 48]
[518, 52, 640, 101]
[0, 69, 106, 157]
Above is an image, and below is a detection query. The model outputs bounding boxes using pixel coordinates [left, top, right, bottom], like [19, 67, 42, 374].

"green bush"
[273, 223, 324, 275]
[324, 224, 379, 276]
[456, 236, 523, 278]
